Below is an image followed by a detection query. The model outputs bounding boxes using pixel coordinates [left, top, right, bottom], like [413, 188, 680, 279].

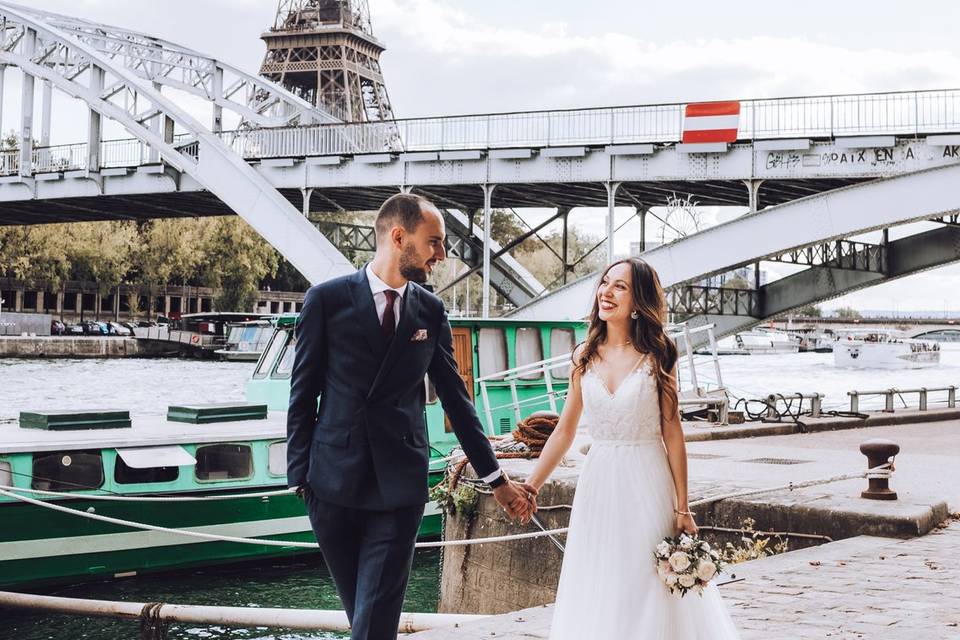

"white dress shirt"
[366, 264, 406, 327]
[365, 265, 502, 485]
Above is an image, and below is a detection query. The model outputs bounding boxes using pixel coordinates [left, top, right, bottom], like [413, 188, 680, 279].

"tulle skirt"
[549, 440, 742, 639]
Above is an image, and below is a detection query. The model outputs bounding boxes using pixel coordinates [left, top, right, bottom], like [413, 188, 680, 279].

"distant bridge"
[2, 2, 960, 319]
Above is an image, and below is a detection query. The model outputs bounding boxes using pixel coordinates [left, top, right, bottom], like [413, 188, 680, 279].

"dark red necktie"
[381, 290, 398, 341]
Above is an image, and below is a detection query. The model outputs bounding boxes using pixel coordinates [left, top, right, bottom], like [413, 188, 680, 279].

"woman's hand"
[675, 512, 698, 536]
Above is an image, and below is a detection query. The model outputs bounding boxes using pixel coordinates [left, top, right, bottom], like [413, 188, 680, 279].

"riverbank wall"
[0, 336, 140, 358]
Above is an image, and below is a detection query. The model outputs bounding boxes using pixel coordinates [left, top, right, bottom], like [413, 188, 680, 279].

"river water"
[2, 346, 959, 638]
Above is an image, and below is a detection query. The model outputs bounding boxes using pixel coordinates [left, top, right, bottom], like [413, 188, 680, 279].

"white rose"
[679, 574, 696, 588]
[696, 561, 717, 582]
[665, 574, 678, 586]
[656, 541, 671, 556]
[668, 551, 691, 572]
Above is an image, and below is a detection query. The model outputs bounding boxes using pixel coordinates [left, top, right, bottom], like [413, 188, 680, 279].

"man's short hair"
[374, 193, 434, 239]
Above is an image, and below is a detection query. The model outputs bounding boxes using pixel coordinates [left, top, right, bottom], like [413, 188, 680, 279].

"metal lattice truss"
[3, 1, 338, 129]
[0, 2, 352, 284]
[667, 286, 758, 319]
[767, 239, 886, 273]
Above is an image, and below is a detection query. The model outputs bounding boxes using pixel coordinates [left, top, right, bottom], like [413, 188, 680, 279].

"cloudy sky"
[22, 0, 960, 313]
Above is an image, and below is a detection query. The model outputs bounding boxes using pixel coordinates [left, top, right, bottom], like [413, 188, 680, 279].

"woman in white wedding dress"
[527, 258, 741, 639]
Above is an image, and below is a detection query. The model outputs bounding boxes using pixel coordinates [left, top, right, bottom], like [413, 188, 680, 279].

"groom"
[287, 193, 536, 640]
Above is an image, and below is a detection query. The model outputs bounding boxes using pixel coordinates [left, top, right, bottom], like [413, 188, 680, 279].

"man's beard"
[399, 245, 429, 283]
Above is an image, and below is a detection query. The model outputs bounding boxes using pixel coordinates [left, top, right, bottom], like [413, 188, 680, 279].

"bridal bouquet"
[654, 533, 726, 597]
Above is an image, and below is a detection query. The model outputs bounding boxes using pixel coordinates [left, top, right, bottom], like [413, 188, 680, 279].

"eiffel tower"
[260, 0, 395, 122]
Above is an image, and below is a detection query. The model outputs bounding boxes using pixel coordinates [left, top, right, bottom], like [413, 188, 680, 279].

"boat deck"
[0, 413, 289, 454]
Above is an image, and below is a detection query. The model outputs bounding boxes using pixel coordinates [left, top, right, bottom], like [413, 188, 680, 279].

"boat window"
[0, 460, 10, 487]
[227, 326, 243, 344]
[268, 442, 287, 476]
[254, 330, 289, 379]
[32, 450, 104, 492]
[115, 457, 179, 484]
[273, 331, 296, 378]
[550, 328, 577, 379]
[515, 327, 544, 380]
[478, 328, 508, 380]
[195, 444, 254, 481]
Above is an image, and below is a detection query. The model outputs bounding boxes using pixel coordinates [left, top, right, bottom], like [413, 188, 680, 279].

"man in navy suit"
[287, 193, 537, 640]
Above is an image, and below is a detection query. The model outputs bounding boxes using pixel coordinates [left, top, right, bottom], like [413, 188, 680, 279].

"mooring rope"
[0, 464, 892, 549]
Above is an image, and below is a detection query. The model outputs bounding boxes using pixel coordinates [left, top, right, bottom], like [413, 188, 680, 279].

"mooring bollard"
[860, 438, 899, 501]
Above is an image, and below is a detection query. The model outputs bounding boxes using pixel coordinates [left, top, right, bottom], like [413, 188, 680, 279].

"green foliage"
[1, 217, 287, 313]
[721, 518, 789, 564]
[429, 478, 479, 516]
[835, 306, 862, 320]
[796, 304, 822, 318]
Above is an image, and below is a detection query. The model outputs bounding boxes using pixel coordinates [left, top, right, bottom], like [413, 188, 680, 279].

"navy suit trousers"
[304, 489, 425, 640]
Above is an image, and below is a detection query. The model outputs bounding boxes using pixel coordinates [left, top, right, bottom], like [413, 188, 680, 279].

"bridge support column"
[560, 207, 571, 284]
[87, 66, 104, 172]
[40, 80, 52, 147]
[18, 29, 36, 178]
[638, 206, 649, 253]
[744, 179, 764, 212]
[301, 188, 313, 216]
[212, 67, 223, 134]
[399, 185, 413, 194]
[605, 182, 621, 263]
[481, 184, 496, 318]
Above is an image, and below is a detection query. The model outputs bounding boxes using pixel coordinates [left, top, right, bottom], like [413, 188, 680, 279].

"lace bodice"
[580, 356, 663, 443]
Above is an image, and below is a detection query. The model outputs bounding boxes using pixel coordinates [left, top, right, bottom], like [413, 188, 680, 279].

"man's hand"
[493, 480, 538, 523]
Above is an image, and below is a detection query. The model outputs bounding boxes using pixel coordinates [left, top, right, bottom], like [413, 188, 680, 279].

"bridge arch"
[0, 3, 353, 284]
[510, 163, 960, 328]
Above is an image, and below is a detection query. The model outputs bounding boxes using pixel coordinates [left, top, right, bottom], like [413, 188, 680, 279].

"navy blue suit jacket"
[286, 267, 500, 510]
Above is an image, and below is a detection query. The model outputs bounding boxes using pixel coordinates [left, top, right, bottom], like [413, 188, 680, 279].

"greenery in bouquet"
[654, 533, 727, 597]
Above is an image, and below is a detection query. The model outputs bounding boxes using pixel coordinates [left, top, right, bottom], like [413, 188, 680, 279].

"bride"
[526, 258, 742, 639]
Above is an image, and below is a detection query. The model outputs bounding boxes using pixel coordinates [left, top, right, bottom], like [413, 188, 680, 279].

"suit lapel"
[348, 268, 387, 357]
[367, 283, 419, 399]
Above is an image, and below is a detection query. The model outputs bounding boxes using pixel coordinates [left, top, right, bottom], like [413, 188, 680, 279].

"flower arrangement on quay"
[654, 533, 726, 597]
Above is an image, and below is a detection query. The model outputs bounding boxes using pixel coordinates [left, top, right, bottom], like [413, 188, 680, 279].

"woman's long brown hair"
[573, 258, 680, 419]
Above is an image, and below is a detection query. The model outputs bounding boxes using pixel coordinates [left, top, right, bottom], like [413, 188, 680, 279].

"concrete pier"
[0, 336, 140, 358]
[413, 520, 960, 639]
[430, 417, 960, 632]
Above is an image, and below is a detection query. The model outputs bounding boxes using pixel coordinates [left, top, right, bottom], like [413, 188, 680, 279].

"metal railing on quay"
[763, 392, 824, 420]
[847, 386, 957, 413]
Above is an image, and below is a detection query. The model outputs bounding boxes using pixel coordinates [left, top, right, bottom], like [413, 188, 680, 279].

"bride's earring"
[630, 310, 639, 319]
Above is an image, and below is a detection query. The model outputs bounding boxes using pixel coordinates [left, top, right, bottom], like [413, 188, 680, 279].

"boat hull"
[833, 343, 941, 368]
[0, 489, 442, 589]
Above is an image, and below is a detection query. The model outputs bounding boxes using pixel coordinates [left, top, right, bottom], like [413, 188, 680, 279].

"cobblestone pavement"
[408, 521, 960, 639]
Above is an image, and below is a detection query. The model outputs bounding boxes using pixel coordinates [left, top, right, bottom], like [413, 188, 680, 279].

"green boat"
[0, 316, 586, 588]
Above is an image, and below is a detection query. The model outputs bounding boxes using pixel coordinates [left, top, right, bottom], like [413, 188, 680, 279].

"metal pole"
[212, 66, 224, 134]
[605, 182, 620, 263]
[88, 66, 104, 172]
[481, 184, 494, 318]
[0, 65, 5, 134]
[39, 80, 52, 147]
[19, 29, 36, 178]
[561, 207, 569, 284]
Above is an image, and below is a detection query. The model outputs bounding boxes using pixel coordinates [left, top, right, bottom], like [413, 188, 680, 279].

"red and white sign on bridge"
[681, 101, 741, 144]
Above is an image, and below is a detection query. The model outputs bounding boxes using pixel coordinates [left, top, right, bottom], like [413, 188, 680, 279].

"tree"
[197, 218, 279, 311]
[796, 304, 822, 318]
[835, 306, 862, 320]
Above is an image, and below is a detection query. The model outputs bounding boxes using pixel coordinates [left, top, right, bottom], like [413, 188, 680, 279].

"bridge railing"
[9, 88, 960, 175]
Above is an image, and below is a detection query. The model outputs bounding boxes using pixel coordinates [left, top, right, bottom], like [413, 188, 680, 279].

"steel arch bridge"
[510, 163, 960, 345]
[0, 1, 353, 284]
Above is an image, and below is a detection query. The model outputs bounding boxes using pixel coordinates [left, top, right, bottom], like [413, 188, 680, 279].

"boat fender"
[191, 335, 200, 344]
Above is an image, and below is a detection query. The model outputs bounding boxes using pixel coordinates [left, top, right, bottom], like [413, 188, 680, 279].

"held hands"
[493, 480, 539, 524]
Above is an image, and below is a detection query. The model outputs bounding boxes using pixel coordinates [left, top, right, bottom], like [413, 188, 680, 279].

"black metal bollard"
[859, 438, 899, 500]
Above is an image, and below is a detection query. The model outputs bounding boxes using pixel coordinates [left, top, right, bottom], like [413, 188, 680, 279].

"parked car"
[107, 321, 132, 336]
[80, 320, 104, 335]
[66, 323, 84, 335]
[50, 320, 66, 336]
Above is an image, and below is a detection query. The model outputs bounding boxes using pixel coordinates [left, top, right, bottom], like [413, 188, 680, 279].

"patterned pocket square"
[411, 329, 429, 342]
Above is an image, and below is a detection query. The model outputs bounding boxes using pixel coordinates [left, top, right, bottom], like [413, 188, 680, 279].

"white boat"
[709, 329, 800, 355]
[215, 318, 277, 361]
[833, 330, 940, 368]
